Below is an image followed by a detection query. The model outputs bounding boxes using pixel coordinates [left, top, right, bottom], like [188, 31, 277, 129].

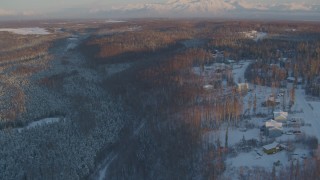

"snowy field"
[105, 20, 126, 23]
[0, 27, 50, 35]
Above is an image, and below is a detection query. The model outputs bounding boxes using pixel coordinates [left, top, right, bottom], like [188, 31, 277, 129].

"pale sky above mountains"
[0, 0, 319, 20]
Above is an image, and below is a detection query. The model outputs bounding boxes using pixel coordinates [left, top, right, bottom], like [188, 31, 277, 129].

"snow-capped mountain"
[111, 0, 238, 16]
[105, 0, 319, 18]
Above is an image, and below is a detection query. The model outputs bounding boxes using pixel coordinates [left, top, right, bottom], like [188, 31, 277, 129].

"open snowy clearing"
[226, 147, 309, 172]
[205, 127, 260, 147]
[232, 60, 252, 83]
[242, 31, 268, 42]
[105, 20, 126, 23]
[0, 27, 50, 35]
[291, 87, 320, 140]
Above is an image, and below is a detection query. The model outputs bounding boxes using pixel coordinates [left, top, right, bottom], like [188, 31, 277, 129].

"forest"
[0, 19, 320, 179]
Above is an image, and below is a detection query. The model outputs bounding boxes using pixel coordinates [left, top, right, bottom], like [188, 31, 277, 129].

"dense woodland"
[0, 19, 320, 179]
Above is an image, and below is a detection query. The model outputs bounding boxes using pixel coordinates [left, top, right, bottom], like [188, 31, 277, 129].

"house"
[287, 77, 295, 83]
[203, 84, 214, 90]
[263, 142, 281, 154]
[262, 96, 280, 107]
[266, 120, 283, 129]
[274, 111, 288, 121]
[226, 59, 236, 64]
[265, 120, 283, 138]
[297, 77, 303, 84]
[267, 127, 283, 138]
[268, 96, 281, 104]
[237, 83, 249, 92]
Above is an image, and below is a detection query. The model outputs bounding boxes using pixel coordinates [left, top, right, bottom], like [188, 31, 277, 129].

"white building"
[265, 120, 283, 138]
[266, 120, 283, 129]
[274, 111, 288, 121]
[237, 83, 249, 92]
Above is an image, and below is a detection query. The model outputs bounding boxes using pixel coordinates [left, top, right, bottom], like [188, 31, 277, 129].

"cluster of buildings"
[260, 110, 305, 154]
[261, 111, 288, 138]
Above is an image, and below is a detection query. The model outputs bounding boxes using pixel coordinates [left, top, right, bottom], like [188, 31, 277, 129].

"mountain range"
[97, 0, 320, 19]
[1, 0, 319, 21]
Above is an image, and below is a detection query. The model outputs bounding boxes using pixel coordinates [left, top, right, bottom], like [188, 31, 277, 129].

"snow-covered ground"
[242, 30, 267, 42]
[66, 37, 80, 50]
[0, 27, 50, 35]
[223, 84, 317, 178]
[227, 150, 286, 170]
[291, 87, 320, 140]
[16, 117, 61, 132]
[105, 63, 132, 76]
[205, 127, 260, 147]
[232, 60, 251, 83]
[97, 153, 118, 180]
[208, 60, 320, 178]
[254, 32, 267, 42]
[226, 147, 309, 173]
[105, 20, 126, 23]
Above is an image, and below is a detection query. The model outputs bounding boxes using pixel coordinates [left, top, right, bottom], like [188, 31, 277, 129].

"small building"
[268, 96, 281, 104]
[287, 77, 295, 83]
[267, 127, 283, 138]
[266, 120, 283, 129]
[297, 77, 303, 84]
[237, 83, 249, 92]
[262, 96, 280, 107]
[227, 59, 236, 64]
[274, 111, 288, 121]
[263, 142, 281, 154]
[203, 84, 214, 90]
[265, 120, 283, 138]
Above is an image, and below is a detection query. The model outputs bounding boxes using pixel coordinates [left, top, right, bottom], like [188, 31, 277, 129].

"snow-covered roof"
[287, 77, 295, 81]
[203, 84, 214, 90]
[266, 120, 283, 130]
[268, 96, 280, 103]
[263, 142, 279, 151]
[274, 111, 288, 120]
[237, 83, 248, 86]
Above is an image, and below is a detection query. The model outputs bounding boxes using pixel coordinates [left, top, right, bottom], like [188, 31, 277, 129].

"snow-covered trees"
[0, 96, 126, 179]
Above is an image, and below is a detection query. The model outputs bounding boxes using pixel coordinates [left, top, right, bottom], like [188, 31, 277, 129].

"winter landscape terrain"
[1, 4, 320, 179]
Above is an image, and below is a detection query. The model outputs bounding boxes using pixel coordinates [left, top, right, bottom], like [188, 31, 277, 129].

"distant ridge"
[101, 0, 320, 19]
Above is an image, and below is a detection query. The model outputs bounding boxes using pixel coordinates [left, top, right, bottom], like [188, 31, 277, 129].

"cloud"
[22, 11, 37, 16]
[0, 8, 16, 16]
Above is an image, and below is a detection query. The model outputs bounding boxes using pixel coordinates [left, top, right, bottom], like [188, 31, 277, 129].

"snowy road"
[94, 153, 118, 180]
[89, 120, 146, 180]
[232, 60, 252, 83]
[292, 88, 320, 139]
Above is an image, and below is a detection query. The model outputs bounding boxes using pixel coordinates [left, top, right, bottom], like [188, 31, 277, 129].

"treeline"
[85, 29, 194, 64]
[0, 45, 49, 63]
[245, 62, 287, 87]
